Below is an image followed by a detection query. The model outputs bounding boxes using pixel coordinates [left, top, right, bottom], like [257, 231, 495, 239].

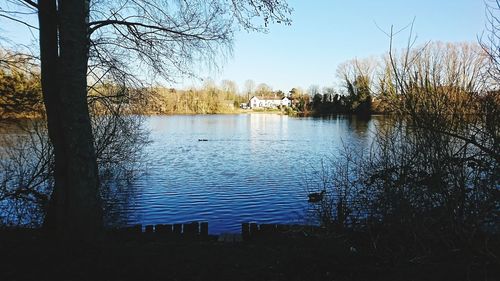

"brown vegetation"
[142, 85, 247, 115]
[307, 29, 499, 272]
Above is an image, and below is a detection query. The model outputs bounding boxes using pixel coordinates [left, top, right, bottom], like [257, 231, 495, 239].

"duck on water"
[308, 190, 325, 203]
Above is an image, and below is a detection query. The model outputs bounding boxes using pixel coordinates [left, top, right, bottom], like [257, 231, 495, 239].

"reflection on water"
[109, 114, 379, 233]
[347, 114, 372, 137]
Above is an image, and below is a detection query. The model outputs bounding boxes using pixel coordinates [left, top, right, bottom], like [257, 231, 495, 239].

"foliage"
[0, 51, 43, 119]
[143, 85, 247, 114]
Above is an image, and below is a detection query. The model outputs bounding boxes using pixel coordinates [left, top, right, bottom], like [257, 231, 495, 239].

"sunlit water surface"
[107, 114, 380, 233]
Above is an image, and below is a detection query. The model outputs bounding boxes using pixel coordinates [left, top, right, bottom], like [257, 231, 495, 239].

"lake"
[107, 114, 379, 234]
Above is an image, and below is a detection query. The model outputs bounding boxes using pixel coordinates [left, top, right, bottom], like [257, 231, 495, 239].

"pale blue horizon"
[182, 0, 488, 92]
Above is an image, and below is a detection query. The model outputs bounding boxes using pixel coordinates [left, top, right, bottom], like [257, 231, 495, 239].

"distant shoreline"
[0, 110, 386, 122]
[139, 110, 384, 117]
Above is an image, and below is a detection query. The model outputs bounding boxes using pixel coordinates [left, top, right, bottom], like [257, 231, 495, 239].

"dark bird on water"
[308, 190, 325, 203]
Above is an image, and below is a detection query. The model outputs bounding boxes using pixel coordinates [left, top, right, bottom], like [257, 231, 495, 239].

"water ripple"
[109, 114, 377, 233]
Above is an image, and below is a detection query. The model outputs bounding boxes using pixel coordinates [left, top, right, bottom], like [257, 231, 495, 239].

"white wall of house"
[281, 97, 291, 107]
[250, 96, 260, 108]
[249, 96, 291, 109]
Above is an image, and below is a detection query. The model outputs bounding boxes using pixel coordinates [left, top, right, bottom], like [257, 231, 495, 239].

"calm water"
[109, 114, 379, 233]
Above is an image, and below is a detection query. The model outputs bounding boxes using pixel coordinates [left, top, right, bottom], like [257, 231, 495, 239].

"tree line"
[0, 41, 494, 119]
[141, 42, 495, 116]
[140, 84, 247, 115]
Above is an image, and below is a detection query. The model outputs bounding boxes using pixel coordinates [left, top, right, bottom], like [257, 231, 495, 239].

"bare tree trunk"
[39, 0, 102, 240]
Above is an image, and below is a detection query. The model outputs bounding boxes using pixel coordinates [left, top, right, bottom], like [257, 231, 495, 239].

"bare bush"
[0, 85, 149, 227]
[0, 120, 52, 226]
[310, 40, 499, 259]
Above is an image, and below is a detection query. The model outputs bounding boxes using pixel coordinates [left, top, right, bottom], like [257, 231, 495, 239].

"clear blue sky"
[1, 0, 488, 92]
[182, 0, 487, 92]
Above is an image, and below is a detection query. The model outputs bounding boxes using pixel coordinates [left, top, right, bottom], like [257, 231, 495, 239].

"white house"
[249, 96, 291, 109]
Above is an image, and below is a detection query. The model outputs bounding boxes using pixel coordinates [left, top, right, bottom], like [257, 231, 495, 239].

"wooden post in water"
[173, 224, 182, 236]
[127, 224, 142, 234]
[260, 224, 277, 238]
[184, 222, 199, 238]
[145, 225, 154, 233]
[249, 223, 258, 239]
[200, 222, 209, 238]
[242, 223, 250, 241]
[156, 224, 173, 237]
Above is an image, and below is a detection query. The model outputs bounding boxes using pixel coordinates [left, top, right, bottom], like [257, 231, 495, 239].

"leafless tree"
[255, 82, 273, 96]
[481, 0, 500, 87]
[0, 78, 150, 227]
[244, 79, 255, 100]
[309, 17, 499, 259]
[0, 0, 292, 240]
[330, 22, 500, 257]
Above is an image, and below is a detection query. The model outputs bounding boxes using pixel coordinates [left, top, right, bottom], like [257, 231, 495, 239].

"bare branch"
[89, 19, 216, 40]
[19, 0, 38, 9]
[0, 13, 38, 30]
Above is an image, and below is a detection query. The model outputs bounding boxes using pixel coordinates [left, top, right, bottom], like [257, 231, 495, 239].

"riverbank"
[1, 107, 386, 120]
[138, 106, 388, 116]
[141, 107, 292, 116]
[0, 229, 497, 281]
